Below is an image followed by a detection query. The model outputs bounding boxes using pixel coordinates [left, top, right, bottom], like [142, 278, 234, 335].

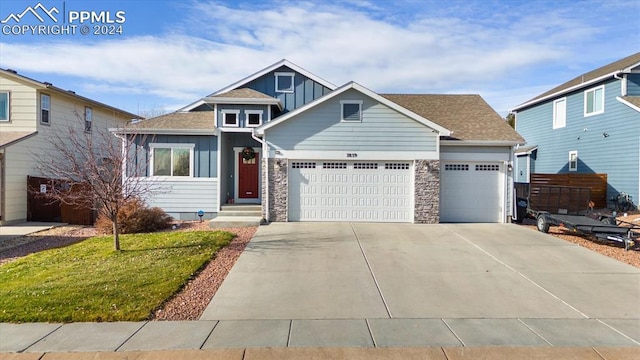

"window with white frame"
[341, 100, 362, 122]
[553, 98, 566, 129]
[584, 85, 604, 116]
[569, 150, 578, 171]
[0, 91, 9, 122]
[151, 144, 194, 177]
[245, 110, 263, 127]
[275, 72, 294, 93]
[84, 106, 93, 132]
[41, 93, 50, 124]
[222, 110, 239, 127]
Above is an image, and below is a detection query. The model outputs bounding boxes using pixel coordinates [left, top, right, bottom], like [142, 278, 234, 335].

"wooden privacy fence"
[27, 176, 95, 225]
[529, 173, 608, 209]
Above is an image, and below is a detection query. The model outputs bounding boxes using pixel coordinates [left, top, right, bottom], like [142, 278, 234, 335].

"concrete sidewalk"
[1, 346, 639, 360]
[0, 222, 66, 243]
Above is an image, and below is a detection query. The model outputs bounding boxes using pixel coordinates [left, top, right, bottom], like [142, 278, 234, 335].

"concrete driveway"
[200, 223, 640, 347]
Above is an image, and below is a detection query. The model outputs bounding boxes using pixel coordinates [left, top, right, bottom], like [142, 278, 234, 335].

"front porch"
[217, 130, 263, 209]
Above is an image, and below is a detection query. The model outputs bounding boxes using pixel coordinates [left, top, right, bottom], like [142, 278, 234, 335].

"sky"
[0, 0, 638, 117]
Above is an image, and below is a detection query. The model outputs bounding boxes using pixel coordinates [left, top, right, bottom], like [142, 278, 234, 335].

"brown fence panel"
[60, 183, 95, 225]
[27, 176, 61, 222]
[530, 173, 607, 208]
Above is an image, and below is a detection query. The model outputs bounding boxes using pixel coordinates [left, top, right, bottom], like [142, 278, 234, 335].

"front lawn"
[0, 230, 234, 322]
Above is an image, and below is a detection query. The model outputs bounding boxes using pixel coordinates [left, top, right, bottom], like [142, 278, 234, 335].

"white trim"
[584, 85, 605, 117]
[245, 110, 263, 127]
[110, 128, 216, 135]
[202, 97, 280, 106]
[0, 91, 9, 122]
[217, 134, 222, 212]
[526, 154, 531, 183]
[233, 146, 261, 203]
[149, 143, 196, 177]
[212, 59, 337, 96]
[569, 150, 578, 171]
[256, 82, 451, 136]
[340, 100, 363, 122]
[269, 149, 439, 160]
[275, 72, 295, 93]
[221, 110, 240, 127]
[552, 97, 566, 129]
[621, 74, 628, 96]
[617, 96, 640, 112]
[514, 146, 538, 156]
[218, 127, 253, 133]
[40, 93, 50, 124]
[441, 140, 524, 146]
[133, 176, 216, 182]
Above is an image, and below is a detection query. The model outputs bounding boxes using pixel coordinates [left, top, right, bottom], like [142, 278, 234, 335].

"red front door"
[238, 152, 259, 198]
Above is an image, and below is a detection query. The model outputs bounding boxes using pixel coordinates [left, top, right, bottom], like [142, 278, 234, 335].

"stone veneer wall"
[414, 159, 440, 223]
[266, 158, 288, 222]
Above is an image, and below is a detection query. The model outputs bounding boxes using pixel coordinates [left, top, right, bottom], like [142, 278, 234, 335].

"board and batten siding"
[141, 178, 218, 219]
[516, 78, 640, 202]
[265, 89, 438, 152]
[128, 135, 218, 178]
[244, 65, 332, 113]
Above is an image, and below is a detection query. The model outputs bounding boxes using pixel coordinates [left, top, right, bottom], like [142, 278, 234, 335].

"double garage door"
[289, 161, 413, 222]
[288, 160, 504, 223]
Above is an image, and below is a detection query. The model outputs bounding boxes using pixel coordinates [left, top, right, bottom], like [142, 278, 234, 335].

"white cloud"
[0, 0, 635, 115]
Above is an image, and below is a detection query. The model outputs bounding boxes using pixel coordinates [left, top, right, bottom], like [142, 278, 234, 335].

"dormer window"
[275, 72, 294, 93]
[222, 110, 239, 127]
[246, 110, 263, 127]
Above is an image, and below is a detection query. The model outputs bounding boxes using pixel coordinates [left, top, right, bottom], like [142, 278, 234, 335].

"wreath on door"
[242, 147, 256, 160]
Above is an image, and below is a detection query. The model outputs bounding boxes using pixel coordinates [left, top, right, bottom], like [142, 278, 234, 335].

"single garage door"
[289, 161, 413, 222]
[440, 162, 504, 223]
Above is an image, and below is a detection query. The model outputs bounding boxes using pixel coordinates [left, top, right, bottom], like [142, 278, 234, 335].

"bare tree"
[33, 113, 157, 251]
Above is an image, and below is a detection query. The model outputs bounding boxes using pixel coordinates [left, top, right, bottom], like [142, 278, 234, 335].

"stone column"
[414, 160, 440, 223]
[267, 158, 288, 222]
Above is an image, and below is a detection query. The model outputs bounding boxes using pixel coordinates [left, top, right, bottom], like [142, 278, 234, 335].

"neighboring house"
[114, 60, 523, 224]
[511, 52, 640, 206]
[0, 69, 138, 225]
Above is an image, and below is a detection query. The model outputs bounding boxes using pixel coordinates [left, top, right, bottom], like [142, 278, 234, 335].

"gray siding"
[516, 78, 640, 202]
[244, 65, 332, 114]
[128, 135, 217, 177]
[627, 74, 640, 96]
[217, 104, 270, 128]
[265, 89, 438, 152]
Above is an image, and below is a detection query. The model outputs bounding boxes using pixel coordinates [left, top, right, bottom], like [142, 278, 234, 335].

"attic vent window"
[341, 100, 362, 122]
[275, 72, 294, 93]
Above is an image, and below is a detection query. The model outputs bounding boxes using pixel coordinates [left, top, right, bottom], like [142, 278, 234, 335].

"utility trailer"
[515, 184, 636, 250]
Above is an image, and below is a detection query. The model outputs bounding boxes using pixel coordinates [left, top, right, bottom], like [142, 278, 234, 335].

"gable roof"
[112, 111, 215, 135]
[619, 96, 640, 112]
[255, 82, 451, 136]
[382, 94, 524, 144]
[211, 88, 277, 99]
[512, 52, 640, 111]
[0, 131, 37, 149]
[211, 59, 337, 96]
[0, 68, 140, 120]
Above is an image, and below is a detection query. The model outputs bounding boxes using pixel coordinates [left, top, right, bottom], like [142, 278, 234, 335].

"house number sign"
[346, 153, 358, 158]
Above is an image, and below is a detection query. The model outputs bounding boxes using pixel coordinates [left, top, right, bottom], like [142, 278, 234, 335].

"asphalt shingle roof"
[0, 131, 37, 149]
[382, 94, 524, 143]
[124, 111, 215, 130]
[621, 96, 640, 109]
[211, 88, 276, 99]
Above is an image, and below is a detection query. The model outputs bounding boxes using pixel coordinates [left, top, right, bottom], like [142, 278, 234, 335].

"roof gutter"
[109, 128, 216, 135]
[441, 140, 525, 147]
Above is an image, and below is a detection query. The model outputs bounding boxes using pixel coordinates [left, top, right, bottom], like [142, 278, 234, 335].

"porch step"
[219, 205, 262, 217]
[209, 216, 264, 228]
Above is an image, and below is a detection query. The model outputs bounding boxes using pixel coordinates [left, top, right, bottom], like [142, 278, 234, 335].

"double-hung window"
[552, 98, 566, 129]
[341, 100, 362, 122]
[41, 94, 51, 124]
[84, 106, 93, 132]
[275, 72, 294, 93]
[0, 91, 9, 122]
[584, 86, 604, 116]
[151, 144, 194, 177]
[569, 151, 578, 171]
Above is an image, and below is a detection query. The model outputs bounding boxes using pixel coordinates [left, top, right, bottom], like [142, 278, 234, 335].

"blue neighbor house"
[511, 52, 640, 209]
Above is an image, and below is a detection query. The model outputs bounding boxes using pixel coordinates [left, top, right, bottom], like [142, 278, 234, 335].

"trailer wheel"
[600, 217, 616, 225]
[537, 215, 550, 233]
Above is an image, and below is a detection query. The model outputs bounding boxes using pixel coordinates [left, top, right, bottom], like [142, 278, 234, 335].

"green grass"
[0, 230, 234, 323]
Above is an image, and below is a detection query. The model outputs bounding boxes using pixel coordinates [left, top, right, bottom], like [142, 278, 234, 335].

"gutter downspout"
[614, 73, 627, 96]
[251, 130, 269, 222]
[113, 131, 128, 196]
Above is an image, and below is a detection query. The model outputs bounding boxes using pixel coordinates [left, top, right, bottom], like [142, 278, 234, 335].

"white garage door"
[289, 161, 413, 222]
[440, 162, 504, 223]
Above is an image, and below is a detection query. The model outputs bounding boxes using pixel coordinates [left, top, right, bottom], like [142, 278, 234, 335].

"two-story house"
[0, 69, 139, 225]
[511, 52, 640, 208]
[114, 60, 523, 224]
